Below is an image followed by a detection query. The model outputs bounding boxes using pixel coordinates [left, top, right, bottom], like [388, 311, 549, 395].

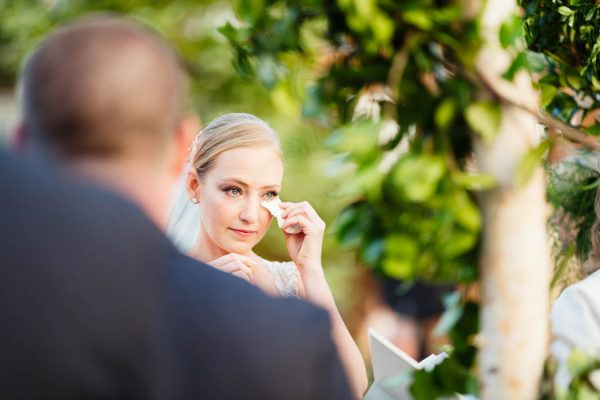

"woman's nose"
[239, 197, 260, 224]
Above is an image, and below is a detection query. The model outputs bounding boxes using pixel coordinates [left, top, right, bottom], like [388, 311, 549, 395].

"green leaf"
[516, 140, 551, 189]
[453, 172, 496, 190]
[499, 15, 522, 49]
[326, 121, 379, 163]
[465, 101, 502, 142]
[218, 23, 252, 48]
[566, 70, 582, 90]
[584, 123, 600, 137]
[360, 237, 385, 265]
[558, 6, 574, 16]
[435, 98, 457, 131]
[233, 52, 254, 78]
[434, 356, 471, 393]
[578, 385, 600, 400]
[438, 228, 478, 259]
[332, 202, 370, 248]
[581, 179, 600, 191]
[593, 76, 600, 92]
[567, 350, 595, 377]
[411, 369, 443, 399]
[238, 0, 265, 23]
[403, 9, 433, 31]
[540, 84, 558, 108]
[451, 194, 481, 232]
[551, 243, 576, 288]
[371, 12, 394, 44]
[502, 52, 528, 81]
[391, 154, 446, 202]
[270, 84, 300, 117]
[360, 164, 386, 202]
[430, 6, 462, 24]
[382, 234, 419, 279]
[524, 51, 548, 74]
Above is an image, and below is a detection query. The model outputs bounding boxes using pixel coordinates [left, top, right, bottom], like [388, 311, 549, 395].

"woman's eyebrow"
[220, 178, 280, 190]
[260, 184, 281, 190]
[220, 178, 248, 187]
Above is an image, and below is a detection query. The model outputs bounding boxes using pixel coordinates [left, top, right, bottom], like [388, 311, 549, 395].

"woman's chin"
[222, 242, 254, 256]
[221, 232, 264, 255]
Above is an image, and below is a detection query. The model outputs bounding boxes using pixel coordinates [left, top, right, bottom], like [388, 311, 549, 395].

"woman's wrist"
[299, 265, 332, 301]
[298, 261, 325, 279]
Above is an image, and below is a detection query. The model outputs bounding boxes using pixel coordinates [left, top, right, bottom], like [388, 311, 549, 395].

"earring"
[191, 197, 198, 204]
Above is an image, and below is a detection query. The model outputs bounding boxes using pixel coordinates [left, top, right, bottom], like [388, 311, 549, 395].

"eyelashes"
[223, 186, 242, 197]
[222, 186, 279, 199]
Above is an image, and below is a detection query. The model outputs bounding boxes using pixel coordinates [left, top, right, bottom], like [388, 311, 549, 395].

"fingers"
[281, 214, 318, 234]
[219, 262, 254, 276]
[232, 269, 253, 282]
[209, 253, 257, 280]
[211, 253, 257, 269]
[280, 201, 325, 233]
[281, 201, 320, 220]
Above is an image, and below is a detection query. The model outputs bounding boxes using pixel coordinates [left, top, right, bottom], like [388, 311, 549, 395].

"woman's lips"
[229, 228, 256, 237]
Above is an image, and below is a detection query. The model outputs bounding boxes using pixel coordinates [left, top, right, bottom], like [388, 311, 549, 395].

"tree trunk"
[474, 1, 551, 399]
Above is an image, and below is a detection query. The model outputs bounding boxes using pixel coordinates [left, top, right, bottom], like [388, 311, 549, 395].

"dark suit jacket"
[0, 152, 352, 400]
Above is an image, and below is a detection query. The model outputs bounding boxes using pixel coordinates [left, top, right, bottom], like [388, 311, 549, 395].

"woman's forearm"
[300, 266, 368, 399]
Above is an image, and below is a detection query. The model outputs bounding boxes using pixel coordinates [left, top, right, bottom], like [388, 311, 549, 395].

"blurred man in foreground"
[2, 16, 353, 399]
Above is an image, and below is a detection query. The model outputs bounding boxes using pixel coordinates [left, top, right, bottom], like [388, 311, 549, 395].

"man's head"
[18, 16, 197, 227]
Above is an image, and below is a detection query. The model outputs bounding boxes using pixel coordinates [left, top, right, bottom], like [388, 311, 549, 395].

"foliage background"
[522, 0, 600, 293]
[220, 0, 600, 398]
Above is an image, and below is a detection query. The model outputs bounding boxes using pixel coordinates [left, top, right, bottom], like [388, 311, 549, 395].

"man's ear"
[171, 113, 200, 178]
[186, 169, 201, 202]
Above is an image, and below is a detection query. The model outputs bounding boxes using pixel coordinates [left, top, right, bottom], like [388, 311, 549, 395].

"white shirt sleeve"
[550, 270, 600, 391]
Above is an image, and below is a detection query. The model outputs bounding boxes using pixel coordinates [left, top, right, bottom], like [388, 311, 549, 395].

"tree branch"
[473, 67, 600, 152]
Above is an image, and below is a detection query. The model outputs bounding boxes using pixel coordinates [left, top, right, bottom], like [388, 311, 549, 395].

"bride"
[167, 113, 367, 397]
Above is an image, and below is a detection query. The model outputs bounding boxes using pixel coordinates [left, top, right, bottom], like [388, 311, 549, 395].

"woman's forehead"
[210, 146, 283, 183]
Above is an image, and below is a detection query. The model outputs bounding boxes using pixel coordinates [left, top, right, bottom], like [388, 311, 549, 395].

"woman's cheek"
[261, 211, 273, 230]
[215, 199, 235, 221]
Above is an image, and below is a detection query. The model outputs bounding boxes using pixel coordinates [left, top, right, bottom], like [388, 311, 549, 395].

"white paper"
[366, 328, 466, 400]
[260, 198, 302, 234]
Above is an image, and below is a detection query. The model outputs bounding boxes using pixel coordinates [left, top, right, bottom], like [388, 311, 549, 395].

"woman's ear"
[186, 169, 201, 203]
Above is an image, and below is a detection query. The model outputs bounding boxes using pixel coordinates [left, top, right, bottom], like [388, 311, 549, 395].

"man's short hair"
[21, 16, 188, 160]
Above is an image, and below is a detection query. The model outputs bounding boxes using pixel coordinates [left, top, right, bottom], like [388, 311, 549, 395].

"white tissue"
[260, 198, 302, 234]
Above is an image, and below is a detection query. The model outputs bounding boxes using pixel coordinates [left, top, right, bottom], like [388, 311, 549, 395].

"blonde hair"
[191, 113, 282, 179]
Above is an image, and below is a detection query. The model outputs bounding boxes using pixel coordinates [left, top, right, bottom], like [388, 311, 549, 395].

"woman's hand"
[280, 201, 325, 272]
[208, 253, 257, 282]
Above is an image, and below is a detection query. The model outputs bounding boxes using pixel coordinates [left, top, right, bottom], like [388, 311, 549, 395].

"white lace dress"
[259, 257, 300, 297]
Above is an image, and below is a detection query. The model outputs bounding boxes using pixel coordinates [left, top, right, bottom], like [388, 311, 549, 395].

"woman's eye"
[224, 187, 242, 197]
[265, 191, 279, 199]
